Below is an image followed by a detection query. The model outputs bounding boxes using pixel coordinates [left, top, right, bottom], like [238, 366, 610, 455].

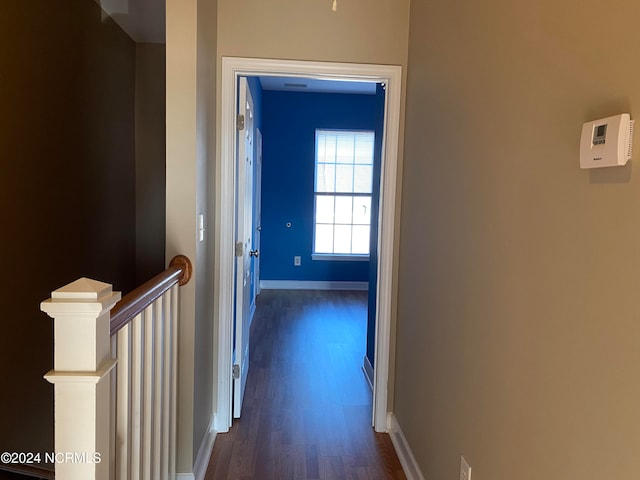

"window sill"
[312, 254, 370, 262]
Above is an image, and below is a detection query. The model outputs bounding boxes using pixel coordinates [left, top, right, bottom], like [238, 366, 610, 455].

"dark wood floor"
[205, 289, 405, 480]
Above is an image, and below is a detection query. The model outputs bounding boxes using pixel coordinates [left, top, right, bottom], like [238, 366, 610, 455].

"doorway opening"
[215, 57, 403, 434]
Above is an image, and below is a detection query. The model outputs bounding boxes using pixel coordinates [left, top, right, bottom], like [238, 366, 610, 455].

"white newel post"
[41, 278, 121, 480]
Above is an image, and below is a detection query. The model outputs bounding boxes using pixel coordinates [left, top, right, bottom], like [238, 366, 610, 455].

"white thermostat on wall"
[580, 113, 634, 168]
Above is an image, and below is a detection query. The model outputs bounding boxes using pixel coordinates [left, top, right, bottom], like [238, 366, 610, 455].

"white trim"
[362, 354, 374, 390]
[216, 57, 402, 434]
[43, 358, 117, 384]
[193, 414, 217, 480]
[260, 280, 368, 290]
[176, 475, 195, 480]
[216, 57, 239, 434]
[387, 413, 426, 480]
[372, 61, 401, 433]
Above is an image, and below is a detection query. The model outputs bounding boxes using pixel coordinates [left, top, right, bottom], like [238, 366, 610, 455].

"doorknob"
[249, 250, 259, 257]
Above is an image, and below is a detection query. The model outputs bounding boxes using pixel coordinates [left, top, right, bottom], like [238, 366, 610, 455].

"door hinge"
[232, 364, 240, 379]
[236, 114, 245, 131]
[235, 241, 243, 257]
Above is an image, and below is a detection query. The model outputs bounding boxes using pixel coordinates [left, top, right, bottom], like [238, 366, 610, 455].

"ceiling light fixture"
[332, 0, 337, 11]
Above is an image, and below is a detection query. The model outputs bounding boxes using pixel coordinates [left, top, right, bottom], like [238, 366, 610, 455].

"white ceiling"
[94, 0, 165, 43]
[259, 76, 378, 95]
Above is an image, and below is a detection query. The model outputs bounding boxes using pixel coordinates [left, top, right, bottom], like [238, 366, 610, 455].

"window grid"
[314, 130, 374, 257]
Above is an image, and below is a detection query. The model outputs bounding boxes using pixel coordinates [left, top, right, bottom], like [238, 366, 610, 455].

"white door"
[233, 77, 254, 418]
[252, 129, 263, 302]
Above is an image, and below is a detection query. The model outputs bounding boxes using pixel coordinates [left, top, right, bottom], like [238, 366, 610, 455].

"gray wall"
[397, 0, 640, 479]
[166, 0, 217, 471]
[0, 0, 136, 456]
[192, 0, 217, 464]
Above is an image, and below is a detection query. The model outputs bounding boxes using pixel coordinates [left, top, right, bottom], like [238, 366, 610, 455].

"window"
[313, 129, 375, 259]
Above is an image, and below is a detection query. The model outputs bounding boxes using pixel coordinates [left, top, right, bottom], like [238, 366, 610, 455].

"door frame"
[215, 56, 403, 433]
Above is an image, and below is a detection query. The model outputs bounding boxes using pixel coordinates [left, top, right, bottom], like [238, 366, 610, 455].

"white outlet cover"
[460, 456, 472, 480]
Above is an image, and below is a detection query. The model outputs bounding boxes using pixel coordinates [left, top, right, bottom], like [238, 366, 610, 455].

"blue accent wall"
[261, 90, 383, 282]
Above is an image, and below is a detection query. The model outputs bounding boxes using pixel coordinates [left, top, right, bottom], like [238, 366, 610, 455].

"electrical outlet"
[460, 456, 472, 480]
[294, 256, 301, 266]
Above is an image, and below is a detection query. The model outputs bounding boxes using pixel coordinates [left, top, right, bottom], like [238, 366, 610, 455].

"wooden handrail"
[110, 255, 192, 335]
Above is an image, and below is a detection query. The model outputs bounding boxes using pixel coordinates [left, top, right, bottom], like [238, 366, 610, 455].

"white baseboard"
[387, 413, 426, 480]
[178, 413, 218, 480]
[260, 280, 368, 290]
[362, 355, 374, 391]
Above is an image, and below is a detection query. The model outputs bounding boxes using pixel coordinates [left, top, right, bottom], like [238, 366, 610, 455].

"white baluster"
[161, 292, 171, 480]
[152, 298, 164, 479]
[169, 285, 178, 480]
[116, 324, 132, 480]
[130, 313, 144, 480]
[110, 334, 117, 480]
[142, 305, 154, 480]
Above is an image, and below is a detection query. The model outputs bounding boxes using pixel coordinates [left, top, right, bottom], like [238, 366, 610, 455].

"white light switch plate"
[460, 456, 472, 480]
[198, 214, 205, 242]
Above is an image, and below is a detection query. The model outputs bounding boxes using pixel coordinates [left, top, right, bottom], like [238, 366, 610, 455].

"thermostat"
[580, 113, 634, 168]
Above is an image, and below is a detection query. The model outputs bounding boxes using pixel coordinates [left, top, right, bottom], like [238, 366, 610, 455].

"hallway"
[205, 290, 405, 479]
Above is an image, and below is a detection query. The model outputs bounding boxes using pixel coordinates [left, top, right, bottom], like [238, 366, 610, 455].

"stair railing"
[41, 255, 192, 480]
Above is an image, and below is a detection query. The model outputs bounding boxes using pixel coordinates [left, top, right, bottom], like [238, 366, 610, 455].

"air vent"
[284, 83, 308, 88]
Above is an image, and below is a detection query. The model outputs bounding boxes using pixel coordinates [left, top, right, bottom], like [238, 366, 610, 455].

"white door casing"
[216, 57, 403, 433]
[233, 77, 254, 418]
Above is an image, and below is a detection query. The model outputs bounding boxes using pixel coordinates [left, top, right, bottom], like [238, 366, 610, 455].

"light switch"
[199, 214, 205, 242]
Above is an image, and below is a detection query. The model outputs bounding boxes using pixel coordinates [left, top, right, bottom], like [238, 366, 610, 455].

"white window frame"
[312, 129, 375, 260]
